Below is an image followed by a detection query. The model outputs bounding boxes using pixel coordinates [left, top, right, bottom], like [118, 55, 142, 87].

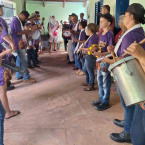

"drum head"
[32, 30, 41, 40]
[63, 30, 72, 38]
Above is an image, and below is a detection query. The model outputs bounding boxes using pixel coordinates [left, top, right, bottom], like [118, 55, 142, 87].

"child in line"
[73, 21, 87, 75]
[92, 13, 115, 111]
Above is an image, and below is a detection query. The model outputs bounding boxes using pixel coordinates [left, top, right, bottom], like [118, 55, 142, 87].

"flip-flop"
[5, 110, 20, 119]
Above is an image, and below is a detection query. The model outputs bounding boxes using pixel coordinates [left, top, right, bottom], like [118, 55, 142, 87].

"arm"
[2, 35, 16, 51]
[17, 30, 30, 36]
[0, 49, 12, 58]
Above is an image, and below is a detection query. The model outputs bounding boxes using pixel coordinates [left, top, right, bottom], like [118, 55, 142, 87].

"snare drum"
[31, 30, 41, 40]
[109, 56, 145, 106]
[63, 30, 72, 38]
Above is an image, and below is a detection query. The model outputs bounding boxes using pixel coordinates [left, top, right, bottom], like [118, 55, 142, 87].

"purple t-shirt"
[84, 34, 99, 48]
[99, 30, 115, 53]
[10, 17, 23, 50]
[79, 30, 87, 41]
[0, 17, 8, 44]
[117, 27, 145, 57]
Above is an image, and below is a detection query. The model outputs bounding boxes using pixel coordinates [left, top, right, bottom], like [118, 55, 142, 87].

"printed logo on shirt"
[99, 41, 106, 48]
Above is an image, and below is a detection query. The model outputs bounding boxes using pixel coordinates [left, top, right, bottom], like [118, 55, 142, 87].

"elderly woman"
[115, 15, 126, 44]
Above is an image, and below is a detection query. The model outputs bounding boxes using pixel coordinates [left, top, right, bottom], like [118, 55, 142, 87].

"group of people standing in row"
[63, 3, 145, 145]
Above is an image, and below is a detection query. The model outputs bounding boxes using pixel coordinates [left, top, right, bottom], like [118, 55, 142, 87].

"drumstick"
[122, 38, 145, 57]
[111, 52, 116, 62]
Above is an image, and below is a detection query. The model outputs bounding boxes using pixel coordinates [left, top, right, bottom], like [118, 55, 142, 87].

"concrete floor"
[5, 52, 132, 145]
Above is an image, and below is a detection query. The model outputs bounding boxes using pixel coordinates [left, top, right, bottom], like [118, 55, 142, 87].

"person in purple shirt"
[71, 14, 80, 70]
[11, 11, 36, 83]
[78, 23, 99, 91]
[73, 21, 87, 75]
[103, 3, 145, 143]
[91, 13, 115, 111]
[0, 5, 16, 91]
[0, 23, 21, 145]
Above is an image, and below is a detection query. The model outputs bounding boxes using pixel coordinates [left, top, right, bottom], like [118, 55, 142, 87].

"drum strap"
[16, 16, 27, 42]
[114, 24, 141, 56]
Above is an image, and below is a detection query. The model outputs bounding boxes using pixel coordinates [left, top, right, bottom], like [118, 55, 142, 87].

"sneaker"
[92, 100, 102, 106]
[7, 85, 15, 91]
[83, 86, 96, 91]
[33, 64, 40, 67]
[28, 65, 35, 68]
[23, 78, 36, 83]
[16, 76, 23, 80]
[95, 103, 110, 111]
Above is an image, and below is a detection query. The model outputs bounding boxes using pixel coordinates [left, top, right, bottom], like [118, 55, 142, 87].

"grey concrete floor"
[5, 52, 132, 145]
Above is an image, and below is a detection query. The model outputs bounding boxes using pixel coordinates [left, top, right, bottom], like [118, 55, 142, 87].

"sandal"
[5, 110, 20, 119]
[83, 86, 96, 91]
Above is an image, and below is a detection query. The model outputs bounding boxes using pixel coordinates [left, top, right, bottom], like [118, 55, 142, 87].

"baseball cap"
[126, 3, 145, 16]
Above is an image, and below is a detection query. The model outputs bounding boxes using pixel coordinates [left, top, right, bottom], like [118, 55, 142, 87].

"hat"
[28, 13, 36, 19]
[126, 3, 145, 16]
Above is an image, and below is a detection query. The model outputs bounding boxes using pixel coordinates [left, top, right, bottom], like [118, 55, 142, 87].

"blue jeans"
[16, 49, 30, 80]
[73, 44, 81, 69]
[0, 101, 5, 145]
[130, 104, 145, 145]
[97, 63, 111, 104]
[27, 49, 36, 66]
[116, 85, 135, 133]
[83, 55, 96, 86]
[80, 57, 85, 72]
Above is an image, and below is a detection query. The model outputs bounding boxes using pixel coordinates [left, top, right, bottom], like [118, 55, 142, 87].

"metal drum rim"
[108, 56, 135, 71]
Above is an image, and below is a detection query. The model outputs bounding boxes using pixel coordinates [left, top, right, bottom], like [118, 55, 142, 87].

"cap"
[28, 13, 36, 19]
[126, 3, 145, 16]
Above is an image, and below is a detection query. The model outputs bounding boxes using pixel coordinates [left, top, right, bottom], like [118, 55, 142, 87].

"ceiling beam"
[63, 0, 65, 8]
[42, 0, 45, 7]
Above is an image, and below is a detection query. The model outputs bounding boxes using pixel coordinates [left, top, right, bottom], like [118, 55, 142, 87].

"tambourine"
[88, 44, 101, 57]
[31, 30, 41, 40]
[63, 30, 72, 38]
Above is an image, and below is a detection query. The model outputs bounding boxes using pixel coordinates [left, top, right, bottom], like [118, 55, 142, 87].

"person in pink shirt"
[48, 16, 60, 52]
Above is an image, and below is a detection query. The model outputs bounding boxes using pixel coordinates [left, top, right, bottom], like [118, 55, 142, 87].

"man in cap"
[11, 11, 36, 83]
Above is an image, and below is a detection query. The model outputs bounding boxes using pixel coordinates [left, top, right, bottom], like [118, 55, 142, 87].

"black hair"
[20, 11, 30, 19]
[31, 23, 37, 26]
[52, 15, 55, 18]
[79, 21, 87, 28]
[100, 13, 113, 25]
[129, 13, 145, 24]
[103, 5, 110, 13]
[80, 13, 84, 16]
[35, 11, 40, 14]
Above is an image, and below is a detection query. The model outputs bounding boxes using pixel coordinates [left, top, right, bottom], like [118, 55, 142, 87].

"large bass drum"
[31, 30, 41, 40]
[63, 30, 72, 38]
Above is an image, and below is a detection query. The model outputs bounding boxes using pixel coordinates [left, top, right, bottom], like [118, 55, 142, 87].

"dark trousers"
[130, 104, 145, 145]
[27, 49, 36, 66]
[34, 44, 39, 62]
[63, 38, 68, 51]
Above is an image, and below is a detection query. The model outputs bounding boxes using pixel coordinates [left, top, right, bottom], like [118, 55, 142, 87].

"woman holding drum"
[102, 3, 145, 143]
